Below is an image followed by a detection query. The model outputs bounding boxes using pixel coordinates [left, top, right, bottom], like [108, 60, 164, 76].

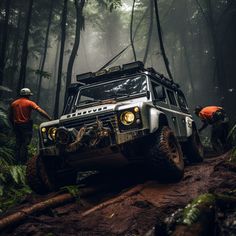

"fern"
[9, 165, 27, 185]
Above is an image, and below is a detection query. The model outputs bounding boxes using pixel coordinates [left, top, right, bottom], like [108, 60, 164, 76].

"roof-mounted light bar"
[108, 65, 121, 73]
[95, 69, 107, 77]
[76, 72, 94, 82]
[122, 61, 144, 71]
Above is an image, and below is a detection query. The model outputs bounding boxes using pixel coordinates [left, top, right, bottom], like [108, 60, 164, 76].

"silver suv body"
[27, 62, 204, 194]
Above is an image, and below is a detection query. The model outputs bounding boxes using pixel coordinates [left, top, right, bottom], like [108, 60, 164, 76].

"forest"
[0, 0, 236, 235]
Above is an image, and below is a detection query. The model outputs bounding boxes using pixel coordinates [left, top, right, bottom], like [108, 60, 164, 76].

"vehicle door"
[151, 81, 179, 136]
[165, 89, 182, 137]
[176, 91, 190, 137]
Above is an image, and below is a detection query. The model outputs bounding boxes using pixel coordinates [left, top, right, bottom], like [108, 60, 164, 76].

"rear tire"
[184, 128, 204, 163]
[146, 126, 184, 182]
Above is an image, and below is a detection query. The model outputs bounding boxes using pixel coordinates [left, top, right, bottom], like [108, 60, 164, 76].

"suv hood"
[59, 96, 147, 123]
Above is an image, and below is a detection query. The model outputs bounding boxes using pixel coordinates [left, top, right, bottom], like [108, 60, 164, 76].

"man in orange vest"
[195, 105, 229, 153]
[9, 88, 52, 164]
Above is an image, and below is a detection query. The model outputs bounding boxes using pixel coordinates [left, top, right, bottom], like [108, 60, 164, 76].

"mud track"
[1, 153, 236, 236]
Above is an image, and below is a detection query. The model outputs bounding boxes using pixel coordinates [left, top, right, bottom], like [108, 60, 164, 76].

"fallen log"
[0, 185, 104, 231]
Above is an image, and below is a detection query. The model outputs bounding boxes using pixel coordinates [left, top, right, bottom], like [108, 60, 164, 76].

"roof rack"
[76, 61, 145, 85]
[75, 61, 180, 91]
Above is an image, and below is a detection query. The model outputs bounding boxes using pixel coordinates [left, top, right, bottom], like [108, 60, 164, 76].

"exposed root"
[81, 184, 144, 217]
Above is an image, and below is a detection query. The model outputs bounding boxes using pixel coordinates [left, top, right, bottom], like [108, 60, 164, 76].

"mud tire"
[146, 126, 184, 182]
[184, 128, 204, 163]
[26, 155, 56, 194]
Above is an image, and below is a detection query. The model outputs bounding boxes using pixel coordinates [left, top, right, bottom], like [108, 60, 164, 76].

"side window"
[167, 90, 177, 106]
[177, 93, 188, 112]
[151, 82, 166, 102]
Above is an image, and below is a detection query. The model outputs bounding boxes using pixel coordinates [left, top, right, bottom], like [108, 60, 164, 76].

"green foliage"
[34, 69, 52, 79]
[97, 0, 122, 11]
[0, 109, 32, 213]
[0, 163, 32, 213]
[61, 185, 80, 199]
[0, 109, 11, 131]
[201, 135, 212, 148]
[182, 193, 215, 225]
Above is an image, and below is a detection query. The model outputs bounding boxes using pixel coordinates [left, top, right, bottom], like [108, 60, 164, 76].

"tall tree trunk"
[206, 0, 225, 104]
[10, 9, 22, 95]
[53, 0, 68, 119]
[36, 0, 54, 104]
[130, 0, 137, 61]
[17, 0, 34, 93]
[195, 0, 226, 104]
[66, 0, 85, 93]
[143, 0, 153, 65]
[153, 0, 173, 80]
[0, 0, 11, 85]
[179, 0, 195, 103]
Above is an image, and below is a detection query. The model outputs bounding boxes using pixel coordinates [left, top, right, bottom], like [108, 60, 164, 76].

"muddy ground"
[1, 152, 236, 236]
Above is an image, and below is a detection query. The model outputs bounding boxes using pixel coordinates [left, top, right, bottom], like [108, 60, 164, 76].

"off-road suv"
[26, 61, 204, 194]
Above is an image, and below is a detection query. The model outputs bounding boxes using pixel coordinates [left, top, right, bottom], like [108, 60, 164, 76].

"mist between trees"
[0, 0, 235, 122]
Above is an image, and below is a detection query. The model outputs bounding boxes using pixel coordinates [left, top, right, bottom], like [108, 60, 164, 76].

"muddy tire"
[184, 128, 204, 163]
[146, 126, 184, 182]
[26, 155, 56, 194]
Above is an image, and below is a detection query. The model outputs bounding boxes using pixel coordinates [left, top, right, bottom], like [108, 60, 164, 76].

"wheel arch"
[149, 107, 169, 133]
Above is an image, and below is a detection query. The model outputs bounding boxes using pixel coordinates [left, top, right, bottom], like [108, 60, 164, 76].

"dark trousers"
[13, 121, 33, 164]
[211, 121, 229, 153]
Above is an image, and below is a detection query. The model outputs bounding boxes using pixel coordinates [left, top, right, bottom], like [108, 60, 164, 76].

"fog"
[0, 0, 235, 122]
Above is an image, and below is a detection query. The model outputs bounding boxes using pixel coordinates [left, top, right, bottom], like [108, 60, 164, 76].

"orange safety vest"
[11, 98, 39, 124]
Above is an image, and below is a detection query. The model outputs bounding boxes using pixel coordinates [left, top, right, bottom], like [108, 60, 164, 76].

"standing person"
[194, 105, 230, 153]
[9, 88, 52, 164]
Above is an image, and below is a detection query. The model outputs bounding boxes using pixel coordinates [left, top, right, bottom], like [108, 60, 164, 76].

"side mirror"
[154, 86, 166, 101]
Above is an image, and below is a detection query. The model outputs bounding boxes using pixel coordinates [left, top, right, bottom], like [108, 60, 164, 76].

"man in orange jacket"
[9, 88, 52, 164]
[195, 105, 229, 152]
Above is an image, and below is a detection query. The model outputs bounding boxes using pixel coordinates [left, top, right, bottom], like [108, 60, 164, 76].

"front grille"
[61, 112, 118, 131]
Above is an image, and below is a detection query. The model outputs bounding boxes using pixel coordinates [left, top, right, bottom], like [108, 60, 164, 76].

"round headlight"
[120, 111, 135, 125]
[56, 127, 70, 145]
[48, 127, 57, 140]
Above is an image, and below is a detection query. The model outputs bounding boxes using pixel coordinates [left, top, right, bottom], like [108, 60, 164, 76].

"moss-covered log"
[170, 193, 236, 236]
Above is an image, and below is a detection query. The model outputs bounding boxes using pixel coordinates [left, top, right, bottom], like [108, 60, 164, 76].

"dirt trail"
[2, 153, 236, 236]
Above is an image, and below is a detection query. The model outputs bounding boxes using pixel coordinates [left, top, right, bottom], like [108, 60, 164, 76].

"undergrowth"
[0, 108, 32, 213]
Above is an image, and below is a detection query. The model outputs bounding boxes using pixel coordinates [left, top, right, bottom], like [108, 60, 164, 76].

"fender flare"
[149, 107, 169, 133]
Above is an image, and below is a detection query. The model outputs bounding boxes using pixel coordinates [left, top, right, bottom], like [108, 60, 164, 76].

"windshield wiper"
[76, 98, 118, 109]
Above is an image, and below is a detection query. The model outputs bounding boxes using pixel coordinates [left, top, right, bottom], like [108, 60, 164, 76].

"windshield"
[76, 75, 147, 107]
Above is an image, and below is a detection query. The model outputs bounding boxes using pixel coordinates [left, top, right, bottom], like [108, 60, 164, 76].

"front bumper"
[40, 128, 149, 157]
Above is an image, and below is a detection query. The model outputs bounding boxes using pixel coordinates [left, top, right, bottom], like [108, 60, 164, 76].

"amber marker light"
[134, 107, 139, 113]
[41, 127, 46, 133]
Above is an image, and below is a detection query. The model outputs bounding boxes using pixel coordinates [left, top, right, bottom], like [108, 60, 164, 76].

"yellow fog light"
[48, 127, 57, 140]
[134, 107, 139, 113]
[41, 127, 46, 133]
[120, 111, 135, 125]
